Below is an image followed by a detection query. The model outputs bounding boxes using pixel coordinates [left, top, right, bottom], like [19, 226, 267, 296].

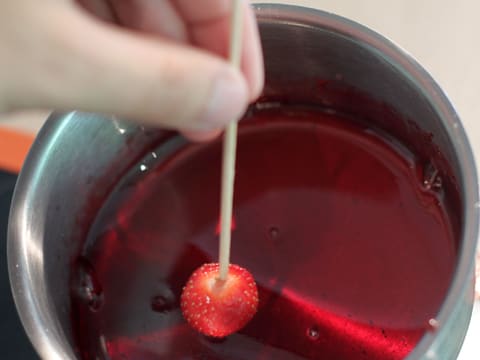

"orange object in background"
[0, 128, 35, 173]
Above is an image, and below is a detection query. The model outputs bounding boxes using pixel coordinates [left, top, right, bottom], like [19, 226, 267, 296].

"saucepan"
[8, 4, 479, 359]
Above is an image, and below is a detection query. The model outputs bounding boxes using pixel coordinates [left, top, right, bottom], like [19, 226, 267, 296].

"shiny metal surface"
[8, 114, 166, 360]
[8, 5, 479, 360]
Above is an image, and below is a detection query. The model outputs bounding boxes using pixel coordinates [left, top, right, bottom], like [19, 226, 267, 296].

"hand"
[0, 0, 264, 140]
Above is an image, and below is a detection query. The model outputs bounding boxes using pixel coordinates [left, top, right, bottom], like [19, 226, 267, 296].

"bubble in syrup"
[422, 163, 443, 191]
[74, 258, 103, 312]
[431, 177, 442, 190]
[269, 226, 279, 239]
[151, 285, 176, 313]
[307, 325, 320, 340]
[140, 164, 148, 172]
[427, 318, 439, 332]
[151, 295, 173, 313]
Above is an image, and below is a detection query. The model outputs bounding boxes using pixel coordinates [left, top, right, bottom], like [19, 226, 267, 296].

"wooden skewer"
[218, 0, 244, 281]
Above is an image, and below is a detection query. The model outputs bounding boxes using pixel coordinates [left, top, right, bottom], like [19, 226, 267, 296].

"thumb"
[7, 7, 249, 132]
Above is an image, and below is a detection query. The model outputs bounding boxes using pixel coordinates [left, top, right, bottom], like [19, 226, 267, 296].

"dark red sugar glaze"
[71, 105, 458, 360]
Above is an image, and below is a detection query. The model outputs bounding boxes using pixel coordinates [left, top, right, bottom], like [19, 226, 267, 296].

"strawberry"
[180, 263, 259, 338]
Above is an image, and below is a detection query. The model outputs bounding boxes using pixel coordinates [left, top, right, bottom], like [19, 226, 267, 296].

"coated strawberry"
[180, 263, 259, 338]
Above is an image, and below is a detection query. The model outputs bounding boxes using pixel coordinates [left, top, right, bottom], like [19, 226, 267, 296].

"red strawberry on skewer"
[180, 263, 259, 338]
[181, 0, 258, 340]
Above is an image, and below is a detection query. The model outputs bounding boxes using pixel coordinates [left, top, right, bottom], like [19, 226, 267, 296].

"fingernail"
[199, 68, 248, 129]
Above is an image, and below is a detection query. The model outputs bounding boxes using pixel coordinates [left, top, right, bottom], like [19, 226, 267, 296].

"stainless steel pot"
[8, 4, 479, 360]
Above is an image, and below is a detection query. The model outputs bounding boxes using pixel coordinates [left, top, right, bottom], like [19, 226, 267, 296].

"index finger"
[173, 0, 264, 101]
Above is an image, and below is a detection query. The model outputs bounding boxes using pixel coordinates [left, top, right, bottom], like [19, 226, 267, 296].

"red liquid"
[71, 106, 457, 360]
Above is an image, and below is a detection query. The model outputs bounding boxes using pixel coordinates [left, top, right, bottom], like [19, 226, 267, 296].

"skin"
[0, 0, 264, 141]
